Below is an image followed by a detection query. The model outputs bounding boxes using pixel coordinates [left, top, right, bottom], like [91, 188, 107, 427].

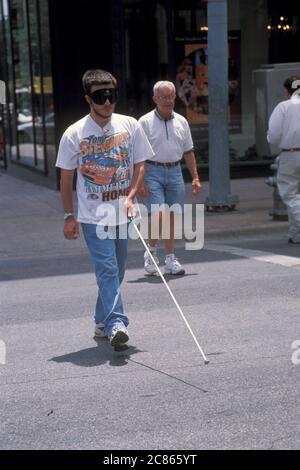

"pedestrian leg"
[81, 223, 129, 336]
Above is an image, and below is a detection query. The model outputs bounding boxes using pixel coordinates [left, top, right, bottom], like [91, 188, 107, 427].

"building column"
[206, 0, 239, 210]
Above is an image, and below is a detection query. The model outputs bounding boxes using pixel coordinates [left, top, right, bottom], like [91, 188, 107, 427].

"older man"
[139, 81, 201, 275]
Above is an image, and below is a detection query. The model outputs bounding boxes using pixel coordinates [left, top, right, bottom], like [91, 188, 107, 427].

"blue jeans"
[81, 223, 129, 336]
[144, 163, 185, 213]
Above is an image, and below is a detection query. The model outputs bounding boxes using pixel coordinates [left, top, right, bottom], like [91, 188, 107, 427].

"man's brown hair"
[82, 69, 117, 95]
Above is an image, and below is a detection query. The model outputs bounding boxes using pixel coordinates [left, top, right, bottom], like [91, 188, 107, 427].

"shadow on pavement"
[49, 338, 209, 393]
[49, 338, 143, 368]
[127, 273, 198, 284]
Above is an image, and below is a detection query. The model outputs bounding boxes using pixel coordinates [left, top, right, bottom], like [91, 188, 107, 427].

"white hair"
[153, 81, 176, 96]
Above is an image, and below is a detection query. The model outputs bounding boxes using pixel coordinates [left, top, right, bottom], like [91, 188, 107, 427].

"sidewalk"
[0, 171, 288, 261]
[186, 177, 288, 239]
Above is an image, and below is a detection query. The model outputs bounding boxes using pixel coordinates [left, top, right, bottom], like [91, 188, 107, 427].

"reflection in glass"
[1, 0, 54, 173]
[1, 0, 18, 162]
[11, 0, 37, 166]
[0, 0, 6, 168]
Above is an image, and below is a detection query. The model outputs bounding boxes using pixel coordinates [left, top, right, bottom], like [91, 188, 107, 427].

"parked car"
[18, 112, 54, 144]
[17, 109, 33, 124]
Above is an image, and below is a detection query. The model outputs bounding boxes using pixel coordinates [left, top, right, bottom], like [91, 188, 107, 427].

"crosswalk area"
[206, 242, 300, 269]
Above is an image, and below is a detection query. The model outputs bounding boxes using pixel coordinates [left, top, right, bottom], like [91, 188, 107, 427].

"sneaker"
[110, 324, 129, 347]
[288, 238, 300, 244]
[164, 256, 185, 275]
[94, 323, 108, 338]
[144, 247, 159, 275]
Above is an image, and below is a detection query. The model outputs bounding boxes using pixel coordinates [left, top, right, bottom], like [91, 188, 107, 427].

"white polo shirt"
[56, 113, 154, 225]
[267, 96, 300, 149]
[138, 109, 194, 163]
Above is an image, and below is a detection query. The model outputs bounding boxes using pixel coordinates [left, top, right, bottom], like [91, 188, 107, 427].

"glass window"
[27, 0, 44, 170]
[10, 0, 37, 166]
[1, 0, 54, 174]
[0, 1, 7, 168]
[38, 0, 55, 174]
[26, 0, 54, 173]
[173, 0, 209, 163]
[123, 0, 169, 116]
[173, 0, 269, 164]
[1, 0, 17, 165]
[229, 0, 269, 163]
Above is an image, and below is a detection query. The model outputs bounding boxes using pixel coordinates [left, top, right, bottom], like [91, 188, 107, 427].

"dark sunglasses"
[89, 88, 118, 105]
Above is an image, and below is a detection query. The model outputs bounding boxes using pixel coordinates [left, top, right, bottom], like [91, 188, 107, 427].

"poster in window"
[175, 32, 241, 132]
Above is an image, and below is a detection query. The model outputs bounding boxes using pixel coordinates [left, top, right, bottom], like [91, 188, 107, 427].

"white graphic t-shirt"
[56, 113, 154, 225]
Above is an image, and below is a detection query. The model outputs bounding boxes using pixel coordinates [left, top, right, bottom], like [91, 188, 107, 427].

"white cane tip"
[204, 360, 210, 365]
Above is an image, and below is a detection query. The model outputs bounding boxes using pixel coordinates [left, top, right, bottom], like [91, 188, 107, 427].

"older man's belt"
[146, 160, 180, 167]
[282, 148, 300, 152]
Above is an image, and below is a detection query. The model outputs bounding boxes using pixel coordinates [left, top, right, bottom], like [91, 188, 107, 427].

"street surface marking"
[206, 243, 300, 268]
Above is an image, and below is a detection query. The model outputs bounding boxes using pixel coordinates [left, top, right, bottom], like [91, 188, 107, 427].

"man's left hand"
[192, 178, 201, 195]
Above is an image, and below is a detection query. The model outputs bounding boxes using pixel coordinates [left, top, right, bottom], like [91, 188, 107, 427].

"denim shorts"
[144, 162, 185, 214]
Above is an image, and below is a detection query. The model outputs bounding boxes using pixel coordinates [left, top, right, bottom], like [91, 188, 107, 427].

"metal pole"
[205, 0, 239, 211]
[0, 80, 5, 105]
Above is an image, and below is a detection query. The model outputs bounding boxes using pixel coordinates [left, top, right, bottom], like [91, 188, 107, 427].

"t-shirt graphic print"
[80, 131, 130, 196]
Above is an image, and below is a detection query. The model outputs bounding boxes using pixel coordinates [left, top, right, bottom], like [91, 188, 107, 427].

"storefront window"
[120, 0, 298, 165]
[172, 0, 269, 164]
[268, 0, 300, 64]
[0, 1, 7, 168]
[2, 0, 298, 181]
[0, 0, 54, 174]
[123, 0, 170, 116]
[173, 1, 209, 163]
[229, 0, 269, 163]
[38, 0, 55, 173]
[1, 0, 17, 168]
[11, 0, 38, 166]
[123, 0, 245, 164]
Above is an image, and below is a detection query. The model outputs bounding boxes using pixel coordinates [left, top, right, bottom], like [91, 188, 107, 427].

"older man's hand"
[192, 178, 201, 195]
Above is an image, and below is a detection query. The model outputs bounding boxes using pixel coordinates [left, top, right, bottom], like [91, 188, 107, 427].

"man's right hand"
[64, 217, 79, 240]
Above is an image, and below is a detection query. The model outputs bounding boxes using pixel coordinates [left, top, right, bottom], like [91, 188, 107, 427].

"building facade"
[1, 0, 300, 188]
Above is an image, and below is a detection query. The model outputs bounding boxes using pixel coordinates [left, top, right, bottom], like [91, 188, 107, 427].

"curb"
[204, 223, 287, 240]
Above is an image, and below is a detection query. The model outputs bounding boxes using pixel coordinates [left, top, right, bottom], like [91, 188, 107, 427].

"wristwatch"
[64, 212, 74, 220]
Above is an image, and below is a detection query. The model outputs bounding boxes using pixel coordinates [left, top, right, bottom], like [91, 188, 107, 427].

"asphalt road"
[1, 232, 300, 450]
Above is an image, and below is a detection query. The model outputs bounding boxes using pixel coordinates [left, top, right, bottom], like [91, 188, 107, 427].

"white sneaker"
[110, 324, 129, 347]
[94, 323, 108, 338]
[144, 248, 159, 275]
[164, 256, 185, 275]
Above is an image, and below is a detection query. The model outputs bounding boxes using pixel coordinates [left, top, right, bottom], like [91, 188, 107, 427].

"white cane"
[129, 217, 209, 365]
